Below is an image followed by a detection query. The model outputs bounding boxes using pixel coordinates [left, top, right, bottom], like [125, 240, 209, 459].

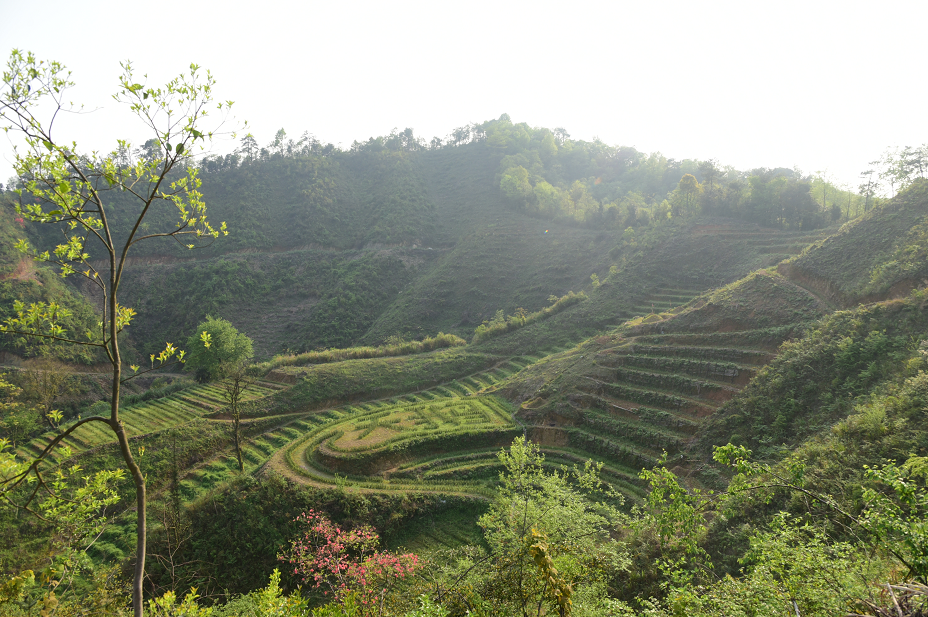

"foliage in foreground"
[4, 429, 928, 616]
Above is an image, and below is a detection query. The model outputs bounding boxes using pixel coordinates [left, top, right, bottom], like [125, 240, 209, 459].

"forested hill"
[7, 115, 891, 361]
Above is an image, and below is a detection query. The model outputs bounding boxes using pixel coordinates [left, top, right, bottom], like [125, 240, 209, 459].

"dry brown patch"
[2, 258, 40, 284]
[528, 426, 570, 447]
[335, 425, 397, 449]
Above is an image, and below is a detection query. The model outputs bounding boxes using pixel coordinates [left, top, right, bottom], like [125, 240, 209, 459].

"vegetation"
[0, 50, 235, 616]
[254, 333, 466, 374]
[185, 316, 256, 472]
[4, 53, 928, 616]
[696, 289, 928, 458]
[185, 316, 254, 383]
[472, 291, 586, 344]
[0, 197, 100, 364]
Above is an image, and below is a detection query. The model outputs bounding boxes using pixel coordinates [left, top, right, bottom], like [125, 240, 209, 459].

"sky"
[1, 0, 927, 190]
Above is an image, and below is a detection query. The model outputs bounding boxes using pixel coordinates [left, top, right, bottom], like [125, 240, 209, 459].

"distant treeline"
[188, 116, 921, 234]
[8, 116, 926, 258]
[481, 114, 910, 231]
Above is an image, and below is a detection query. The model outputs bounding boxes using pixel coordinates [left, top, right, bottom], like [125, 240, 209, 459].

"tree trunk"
[115, 421, 146, 616]
[234, 413, 244, 473]
[111, 256, 147, 616]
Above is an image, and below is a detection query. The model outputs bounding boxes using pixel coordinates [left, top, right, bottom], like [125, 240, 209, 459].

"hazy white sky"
[2, 0, 926, 189]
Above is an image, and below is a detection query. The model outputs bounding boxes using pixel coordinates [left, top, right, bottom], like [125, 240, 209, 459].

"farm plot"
[22, 380, 283, 460]
[277, 394, 520, 496]
[547, 326, 787, 478]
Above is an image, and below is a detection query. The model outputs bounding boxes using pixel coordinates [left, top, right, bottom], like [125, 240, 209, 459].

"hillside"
[493, 182, 928, 485]
[18, 131, 857, 361]
[780, 178, 928, 305]
[3, 127, 928, 614]
[0, 195, 100, 363]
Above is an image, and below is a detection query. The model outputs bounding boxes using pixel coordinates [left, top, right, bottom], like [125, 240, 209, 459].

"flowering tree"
[281, 510, 420, 614]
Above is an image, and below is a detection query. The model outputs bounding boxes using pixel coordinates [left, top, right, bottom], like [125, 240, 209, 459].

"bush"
[252, 333, 466, 374]
[471, 291, 587, 344]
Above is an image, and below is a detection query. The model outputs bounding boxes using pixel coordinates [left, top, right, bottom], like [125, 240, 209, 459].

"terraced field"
[612, 227, 829, 321]
[504, 298, 795, 499]
[238, 357, 625, 497]
[21, 380, 286, 460]
[62, 355, 540, 514]
[276, 395, 517, 494]
[630, 285, 706, 317]
[528, 326, 784, 480]
[21, 265, 805, 508]
[578, 332, 773, 438]
[24, 249, 815, 511]
[692, 224, 830, 257]
[252, 348, 663, 500]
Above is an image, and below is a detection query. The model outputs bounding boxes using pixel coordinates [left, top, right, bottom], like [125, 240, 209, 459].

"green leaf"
[175, 143, 184, 154]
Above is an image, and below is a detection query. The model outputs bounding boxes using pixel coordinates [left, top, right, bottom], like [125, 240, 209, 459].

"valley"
[2, 118, 928, 616]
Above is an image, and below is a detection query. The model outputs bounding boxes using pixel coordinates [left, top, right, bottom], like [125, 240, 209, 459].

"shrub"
[253, 333, 466, 374]
[472, 291, 587, 344]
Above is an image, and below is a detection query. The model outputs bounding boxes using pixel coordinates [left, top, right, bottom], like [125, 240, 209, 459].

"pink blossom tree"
[281, 510, 420, 614]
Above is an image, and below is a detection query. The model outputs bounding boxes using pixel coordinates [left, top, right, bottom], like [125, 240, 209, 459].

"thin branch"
[114, 157, 175, 290]
[121, 359, 185, 384]
[130, 227, 194, 245]
[1, 415, 111, 494]
[0, 328, 104, 348]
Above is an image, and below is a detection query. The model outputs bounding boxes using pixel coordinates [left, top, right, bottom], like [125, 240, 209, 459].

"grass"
[471, 291, 588, 343]
[783, 180, 928, 302]
[252, 332, 467, 373]
[20, 380, 282, 459]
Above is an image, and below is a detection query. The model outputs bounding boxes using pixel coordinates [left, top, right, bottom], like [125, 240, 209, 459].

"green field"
[19, 380, 285, 460]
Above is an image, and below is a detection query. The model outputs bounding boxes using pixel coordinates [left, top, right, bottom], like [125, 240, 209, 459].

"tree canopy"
[184, 316, 254, 382]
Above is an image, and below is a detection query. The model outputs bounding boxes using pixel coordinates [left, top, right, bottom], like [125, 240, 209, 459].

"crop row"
[578, 409, 689, 452]
[602, 366, 731, 399]
[616, 343, 773, 365]
[392, 446, 644, 493]
[315, 425, 523, 475]
[599, 353, 751, 381]
[554, 427, 658, 470]
[282, 432, 498, 498]
[633, 326, 801, 352]
[580, 394, 698, 433]
[585, 380, 712, 416]
[22, 380, 283, 459]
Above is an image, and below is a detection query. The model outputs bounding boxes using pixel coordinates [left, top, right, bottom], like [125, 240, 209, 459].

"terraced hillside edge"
[496, 268, 830, 494]
[779, 179, 928, 305]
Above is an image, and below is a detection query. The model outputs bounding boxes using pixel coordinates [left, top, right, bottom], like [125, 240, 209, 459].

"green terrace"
[19, 379, 286, 460]
[133, 357, 546, 505]
[516, 326, 791, 489]
[628, 286, 707, 316]
[286, 395, 517, 477]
